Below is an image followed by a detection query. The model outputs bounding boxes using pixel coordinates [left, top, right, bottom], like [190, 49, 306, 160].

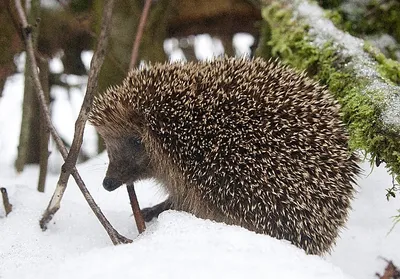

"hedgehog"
[88, 57, 360, 255]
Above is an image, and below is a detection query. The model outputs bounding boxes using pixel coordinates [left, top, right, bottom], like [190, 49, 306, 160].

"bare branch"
[1, 188, 13, 216]
[14, 0, 131, 245]
[52, 0, 115, 212]
[37, 57, 50, 193]
[129, 0, 152, 69]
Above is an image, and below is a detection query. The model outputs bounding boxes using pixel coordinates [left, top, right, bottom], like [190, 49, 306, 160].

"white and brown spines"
[89, 57, 359, 255]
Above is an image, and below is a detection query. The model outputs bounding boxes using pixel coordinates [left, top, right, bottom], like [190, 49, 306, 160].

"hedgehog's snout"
[103, 177, 123, 191]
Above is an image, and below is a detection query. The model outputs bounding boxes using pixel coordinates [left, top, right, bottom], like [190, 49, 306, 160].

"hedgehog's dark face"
[102, 135, 152, 191]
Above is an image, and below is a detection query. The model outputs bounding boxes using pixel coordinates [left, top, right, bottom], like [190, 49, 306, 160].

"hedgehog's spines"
[89, 57, 359, 255]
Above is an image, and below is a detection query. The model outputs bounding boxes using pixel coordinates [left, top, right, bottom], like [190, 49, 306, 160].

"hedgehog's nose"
[103, 177, 123, 191]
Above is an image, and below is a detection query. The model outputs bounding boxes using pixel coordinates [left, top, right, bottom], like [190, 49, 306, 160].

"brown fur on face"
[100, 132, 152, 191]
[89, 57, 360, 255]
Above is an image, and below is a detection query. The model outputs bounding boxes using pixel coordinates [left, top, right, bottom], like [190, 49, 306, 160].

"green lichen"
[257, 2, 400, 186]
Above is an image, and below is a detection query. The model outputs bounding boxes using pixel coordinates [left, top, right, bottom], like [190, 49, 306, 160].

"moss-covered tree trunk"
[256, 0, 400, 187]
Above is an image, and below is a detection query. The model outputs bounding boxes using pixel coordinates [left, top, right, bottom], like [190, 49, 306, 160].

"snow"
[0, 181, 351, 279]
[164, 34, 254, 62]
[2, 145, 399, 279]
[1, 46, 399, 278]
[295, 0, 400, 128]
[233, 33, 255, 57]
[367, 34, 398, 57]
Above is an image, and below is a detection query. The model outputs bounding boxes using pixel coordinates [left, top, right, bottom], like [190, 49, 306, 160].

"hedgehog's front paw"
[141, 199, 172, 222]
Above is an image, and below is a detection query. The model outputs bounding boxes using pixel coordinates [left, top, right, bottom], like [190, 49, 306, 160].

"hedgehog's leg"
[141, 198, 172, 222]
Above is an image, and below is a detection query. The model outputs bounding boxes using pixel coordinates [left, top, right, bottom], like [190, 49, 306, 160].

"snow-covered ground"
[0, 162, 351, 279]
[1, 49, 399, 278]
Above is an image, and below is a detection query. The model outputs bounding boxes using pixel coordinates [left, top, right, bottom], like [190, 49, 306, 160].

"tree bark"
[1, 0, 22, 98]
[15, 58, 34, 172]
[14, 0, 41, 172]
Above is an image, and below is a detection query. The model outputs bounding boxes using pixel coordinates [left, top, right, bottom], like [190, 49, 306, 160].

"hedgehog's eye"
[127, 137, 142, 146]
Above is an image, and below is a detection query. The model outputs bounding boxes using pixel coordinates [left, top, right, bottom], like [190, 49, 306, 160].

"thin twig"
[14, 0, 131, 245]
[52, 0, 115, 214]
[126, 0, 153, 234]
[129, 0, 152, 69]
[1, 188, 13, 216]
[127, 184, 146, 233]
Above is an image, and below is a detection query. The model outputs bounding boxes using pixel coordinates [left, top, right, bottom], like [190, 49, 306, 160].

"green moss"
[325, 0, 400, 64]
[324, 9, 344, 27]
[364, 43, 400, 85]
[257, 2, 400, 185]
[335, 0, 400, 43]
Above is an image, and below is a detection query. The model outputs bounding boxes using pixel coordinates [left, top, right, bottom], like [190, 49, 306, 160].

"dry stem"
[37, 56, 50, 193]
[127, 184, 146, 233]
[129, 0, 152, 69]
[14, 0, 131, 245]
